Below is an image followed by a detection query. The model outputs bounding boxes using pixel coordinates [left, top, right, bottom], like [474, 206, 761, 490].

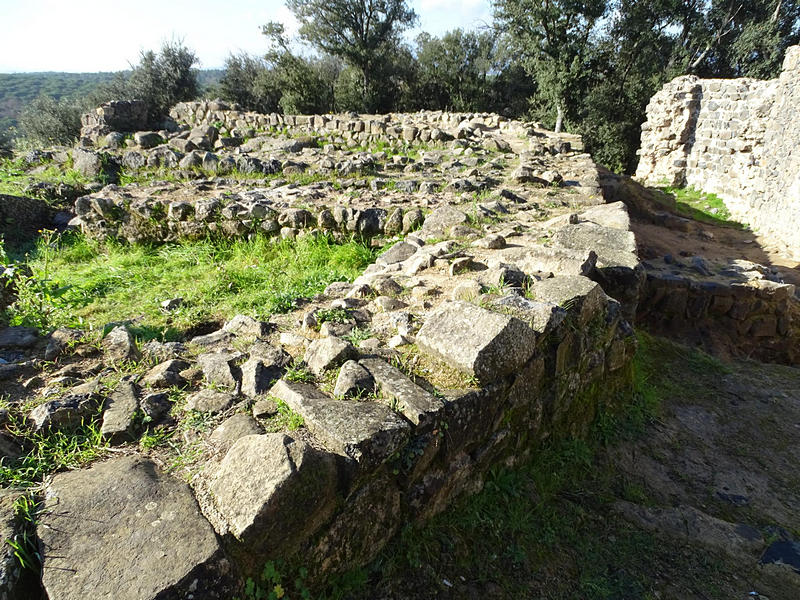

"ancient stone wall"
[168, 101, 566, 148]
[639, 257, 800, 364]
[80, 100, 148, 141]
[636, 46, 800, 259]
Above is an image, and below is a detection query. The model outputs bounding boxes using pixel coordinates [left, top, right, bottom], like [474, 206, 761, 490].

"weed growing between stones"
[0, 414, 107, 488]
[3, 231, 376, 338]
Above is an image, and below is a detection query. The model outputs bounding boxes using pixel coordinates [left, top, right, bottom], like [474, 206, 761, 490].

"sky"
[0, 0, 493, 73]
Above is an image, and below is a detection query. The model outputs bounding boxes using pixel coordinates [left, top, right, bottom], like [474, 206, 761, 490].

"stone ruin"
[636, 46, 800, 260]
[1, 94, 799, 599]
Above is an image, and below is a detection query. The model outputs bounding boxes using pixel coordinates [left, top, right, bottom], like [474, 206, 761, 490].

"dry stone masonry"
[636, 46, 800, 260]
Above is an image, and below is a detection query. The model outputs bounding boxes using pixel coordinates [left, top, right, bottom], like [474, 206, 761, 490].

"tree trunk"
[554, 104, 564, 133]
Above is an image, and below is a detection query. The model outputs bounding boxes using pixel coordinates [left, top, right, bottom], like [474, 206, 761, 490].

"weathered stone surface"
[0, 326, 38, 349]
[416, 301, 538, 383]
[210, 413, 262, 445]
[39, 455, 234, 600]
[142, 359, 190, 388]
[0, 491, 23, 600]
[313, 475, 402, 572]
[360, 358, 444, 427]
[333, 360, 374, 399]
[44, 327, 84, 360]
[490, 294, 567, 333]
[103, 325, 141, 363]
[419, 206, 468, 236]
[303, 336, 357, 375]
[377, 241, 417, 265]
[269, 379, 410, 467]
[223, 314, 270, 338]
[28, 393, 101, 432]
[204, 434, 336, 564]
[100, 380, 139, 444]
[197, 352, 239, 390]
[186, 389, 236, 413]
[528, 275, 608, 325]
[240, 356, 281, 397]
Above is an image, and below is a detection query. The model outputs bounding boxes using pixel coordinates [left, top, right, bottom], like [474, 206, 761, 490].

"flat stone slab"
[416, 301, 538, 384]
[528, 275, 607, 325]
[359, 358, 444, 427]
[269, 379, 410, 467]
[39, 455, 234, 600]
[204, 434, 336, 560]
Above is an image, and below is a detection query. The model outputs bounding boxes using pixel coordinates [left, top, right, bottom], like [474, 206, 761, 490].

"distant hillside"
[0, 70, 223, 132]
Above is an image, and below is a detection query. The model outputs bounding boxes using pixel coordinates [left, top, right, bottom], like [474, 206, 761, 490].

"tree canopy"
[286, 0, 417, 111]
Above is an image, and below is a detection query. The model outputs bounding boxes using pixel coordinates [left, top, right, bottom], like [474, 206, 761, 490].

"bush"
[91, 40, 199, 127]
[18, 96, 84, 146]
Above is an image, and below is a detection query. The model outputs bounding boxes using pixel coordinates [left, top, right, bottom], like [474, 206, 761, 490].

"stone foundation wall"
[638, 258, 800, 365]
[168, 101, 559, 148]
[635, 46, 800, 259]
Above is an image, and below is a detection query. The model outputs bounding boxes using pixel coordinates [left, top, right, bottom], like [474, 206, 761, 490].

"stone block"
[416, 301, 537, 384]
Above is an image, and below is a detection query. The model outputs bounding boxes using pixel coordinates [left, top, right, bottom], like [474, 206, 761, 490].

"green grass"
[0, 414, 108, 488]
[659, 185, 744, 228]
[0, 157, 90, 199]
[3, 231, 376, 339]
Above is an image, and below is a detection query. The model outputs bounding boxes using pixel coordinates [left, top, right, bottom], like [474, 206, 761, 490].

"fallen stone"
[0, 326, 38, 349]
[269, 380, 410, 468]
[210, 413, 263, 445]
[142, 359, 190, 388]
[103, 325, 141, 364]
[377, 241, 418, 266]
[204, 434, 337, 565]
[223, 314, 270, 338]
[100, 380, 139, 444]
[39, 455, 234, 600]
[28, 393, 102, 432]
[360, 358, 444, 427]
[333, 360, 375, 399]
[185, 389, 236, 414]
[239, 357, 276, 396]
[416, 301, 537, 383]
[419, 206, 468, 237]
[303, 336, 357, 376]
[140, 392, 171, 422]
[197, 352, 239, 390]
[44, 327, 84, 360]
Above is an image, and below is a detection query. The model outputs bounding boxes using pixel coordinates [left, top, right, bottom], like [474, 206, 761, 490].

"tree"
[494, 0, 608, 132]
[219, 52, 281, 113]
[414, 30, 497, 112]
[285, 0, 417, 111]
[96, 40, 199, 125]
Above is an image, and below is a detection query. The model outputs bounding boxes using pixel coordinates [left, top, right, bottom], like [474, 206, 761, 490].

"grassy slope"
[3, 231, 376, 340]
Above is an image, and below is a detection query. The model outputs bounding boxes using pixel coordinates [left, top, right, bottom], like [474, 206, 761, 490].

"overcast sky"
[0, 0, 493, 73]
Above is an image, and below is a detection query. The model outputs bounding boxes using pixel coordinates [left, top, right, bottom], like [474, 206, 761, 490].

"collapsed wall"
[635, 46, 800, 259]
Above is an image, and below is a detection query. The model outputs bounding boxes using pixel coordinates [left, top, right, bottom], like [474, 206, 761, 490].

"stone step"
[268, 379, 410, 468]
[359, 358, 444, 428]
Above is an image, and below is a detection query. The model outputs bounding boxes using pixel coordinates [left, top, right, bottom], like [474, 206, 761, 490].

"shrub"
[18, 96, 84, 146]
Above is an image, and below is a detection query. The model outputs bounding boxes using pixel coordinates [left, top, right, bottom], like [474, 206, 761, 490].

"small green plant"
[314, 307, 351, 329]
[139, 427, 174, 450]
[5, 495, 41, 573]
[236, 560, 311, 600]
[284, 360, 315, 384]
[0, 414, 108, 488]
